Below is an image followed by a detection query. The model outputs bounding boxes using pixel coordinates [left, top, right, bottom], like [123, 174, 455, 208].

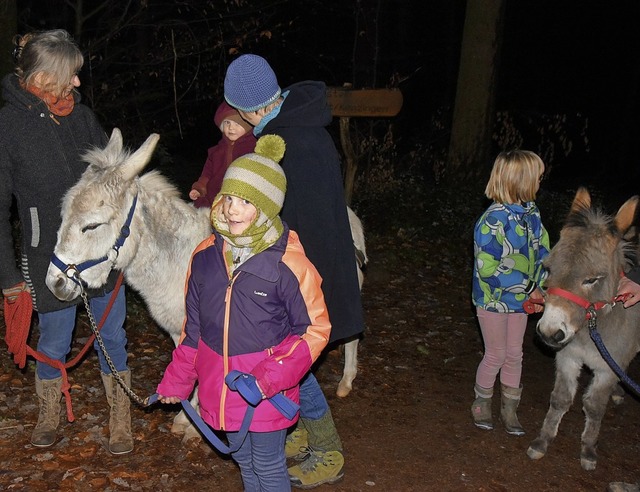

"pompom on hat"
[212, 135, 287, 256]
[224, 54, 282, 112]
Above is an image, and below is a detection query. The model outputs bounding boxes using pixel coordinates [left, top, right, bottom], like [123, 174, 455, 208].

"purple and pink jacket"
[156, 226, 331, 432]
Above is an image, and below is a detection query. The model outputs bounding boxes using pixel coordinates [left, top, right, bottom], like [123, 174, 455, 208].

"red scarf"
[25, 84, 75, 117]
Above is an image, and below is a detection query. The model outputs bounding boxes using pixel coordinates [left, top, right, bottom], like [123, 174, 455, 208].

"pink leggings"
[475, 308, 527, 391]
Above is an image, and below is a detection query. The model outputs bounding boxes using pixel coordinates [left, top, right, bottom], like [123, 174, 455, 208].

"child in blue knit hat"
[224, 53, 365, 489]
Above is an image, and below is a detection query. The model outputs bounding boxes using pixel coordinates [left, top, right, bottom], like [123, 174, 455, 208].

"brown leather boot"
[31, 375, 62, 447]
[101, 370, 134, 454]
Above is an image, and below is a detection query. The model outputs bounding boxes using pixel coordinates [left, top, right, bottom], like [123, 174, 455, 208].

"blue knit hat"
[224, 54, 282, 112]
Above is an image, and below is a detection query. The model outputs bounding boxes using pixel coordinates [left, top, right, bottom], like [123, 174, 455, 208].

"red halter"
[524, 286, 630, 319]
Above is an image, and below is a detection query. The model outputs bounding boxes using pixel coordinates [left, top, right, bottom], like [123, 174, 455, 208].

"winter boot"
[31, 375, 62, 447]
[471, 384, 493, 430]
[286, 422, 309, 460]
[500, 384, 524, 436]
[101, 370, 134, 454]
[289, 408, 344, 489]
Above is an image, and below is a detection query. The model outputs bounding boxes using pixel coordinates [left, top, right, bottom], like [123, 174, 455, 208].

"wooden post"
[326, 87, 403, 204]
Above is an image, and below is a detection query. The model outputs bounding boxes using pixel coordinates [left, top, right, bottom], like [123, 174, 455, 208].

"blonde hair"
[13, 29, 83, 98]
[484, 150, 545, 204]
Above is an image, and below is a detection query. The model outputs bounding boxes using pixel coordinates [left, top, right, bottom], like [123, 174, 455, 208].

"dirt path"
[1, 191, 639, 491]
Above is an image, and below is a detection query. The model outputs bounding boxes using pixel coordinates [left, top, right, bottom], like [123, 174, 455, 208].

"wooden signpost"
[326, 87, 403, 204]
[326, 87, 403, 118]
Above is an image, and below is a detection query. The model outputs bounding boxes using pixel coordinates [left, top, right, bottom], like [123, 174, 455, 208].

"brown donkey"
[528, 187, 640, 470]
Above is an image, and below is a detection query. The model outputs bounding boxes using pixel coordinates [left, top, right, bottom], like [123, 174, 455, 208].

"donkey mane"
[564, 204, 638, 271]
[565, 205, 618, 236]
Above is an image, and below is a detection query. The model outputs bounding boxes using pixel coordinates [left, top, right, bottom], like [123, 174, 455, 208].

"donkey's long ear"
[614, 195, 639, 234]
[107, 127, 123, 152]
[570, 187, 591, 213]
[121, 133, 160, 181]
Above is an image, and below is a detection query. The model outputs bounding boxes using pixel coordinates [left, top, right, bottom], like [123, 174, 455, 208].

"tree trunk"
[446, 0, 505, 181]
[0, 0, 17, 86]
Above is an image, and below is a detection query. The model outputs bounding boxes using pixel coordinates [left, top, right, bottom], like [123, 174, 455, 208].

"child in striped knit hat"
[157, 134, 332, 491]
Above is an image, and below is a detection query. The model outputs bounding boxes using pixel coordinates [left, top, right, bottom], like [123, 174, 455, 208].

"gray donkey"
[527, 187, 640, 470]
[45, 128, 366, 441]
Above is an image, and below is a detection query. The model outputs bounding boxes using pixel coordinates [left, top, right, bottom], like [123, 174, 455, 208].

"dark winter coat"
[0, 74, 116, 313]
[157, 227, 331, 431]
[258, 80, 365, 343]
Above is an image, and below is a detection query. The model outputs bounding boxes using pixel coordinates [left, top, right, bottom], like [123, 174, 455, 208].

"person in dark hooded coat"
[224, 54, 365, 489]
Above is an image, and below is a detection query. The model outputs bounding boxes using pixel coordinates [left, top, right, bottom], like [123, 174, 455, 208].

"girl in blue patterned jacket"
[471, 150, 550, 436]
[157, 135, 331, 491]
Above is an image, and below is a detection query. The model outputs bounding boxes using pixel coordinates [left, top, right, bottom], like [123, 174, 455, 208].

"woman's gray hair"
[13, 29, 83, 97]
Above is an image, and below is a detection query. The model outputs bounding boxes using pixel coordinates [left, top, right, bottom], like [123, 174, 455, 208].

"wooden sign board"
[326, 88, 403, 117]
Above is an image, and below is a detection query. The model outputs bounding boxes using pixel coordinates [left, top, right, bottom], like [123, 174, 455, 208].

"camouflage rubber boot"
[286, 422, 309, 460]
[289, 408, 344, 489]
[471, 384, 493, 430]
[31, 375, 62, 447]
[500, 384, 524, 436]
[101, 370, 134, 455]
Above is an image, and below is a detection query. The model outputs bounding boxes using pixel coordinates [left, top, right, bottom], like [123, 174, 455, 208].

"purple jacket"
[157, 227, 331, 432]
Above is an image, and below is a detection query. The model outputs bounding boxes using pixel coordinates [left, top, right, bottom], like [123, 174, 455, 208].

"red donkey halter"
[524, 287, 630, 319]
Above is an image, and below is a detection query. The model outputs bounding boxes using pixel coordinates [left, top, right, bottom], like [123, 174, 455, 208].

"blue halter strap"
[50, 195, 138, 285]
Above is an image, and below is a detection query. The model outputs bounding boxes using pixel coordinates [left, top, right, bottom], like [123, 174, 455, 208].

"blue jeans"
[227, 428, 289, 491]
[299, 372, 329, 420]
[36, 287, 128, 380]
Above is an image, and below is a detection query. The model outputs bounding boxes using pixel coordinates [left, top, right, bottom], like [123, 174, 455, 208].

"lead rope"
[586, 307, 640, 396]
[79, 286, 151, 407]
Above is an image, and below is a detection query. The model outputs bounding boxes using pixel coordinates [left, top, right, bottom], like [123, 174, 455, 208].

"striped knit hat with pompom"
[211, 134, 287, 256]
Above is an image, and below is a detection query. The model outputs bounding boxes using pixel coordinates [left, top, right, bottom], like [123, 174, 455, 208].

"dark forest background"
[2, 0, 640, 209]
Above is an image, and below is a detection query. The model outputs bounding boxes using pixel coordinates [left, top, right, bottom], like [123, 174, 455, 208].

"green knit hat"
[211, 135, 287, 257]
[215, 134, 287, 220]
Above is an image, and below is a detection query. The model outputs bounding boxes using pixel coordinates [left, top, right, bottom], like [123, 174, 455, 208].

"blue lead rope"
[148, 370, 299, 455]
[588, 311, 640, 396]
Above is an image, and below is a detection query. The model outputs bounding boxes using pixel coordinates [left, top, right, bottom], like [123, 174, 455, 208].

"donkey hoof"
[181, 425, 202, 444]
[170, 421, 189, 435]
[580, 446, 598, 470]
[526, 442, 547, 460]
[336, 380, 353, 398]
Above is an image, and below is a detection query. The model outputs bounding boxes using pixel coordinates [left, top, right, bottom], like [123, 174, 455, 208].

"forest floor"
[1, 179, 639, 491]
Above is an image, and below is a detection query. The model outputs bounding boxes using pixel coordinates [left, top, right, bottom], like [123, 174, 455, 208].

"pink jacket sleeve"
[156, 344, 198, 400]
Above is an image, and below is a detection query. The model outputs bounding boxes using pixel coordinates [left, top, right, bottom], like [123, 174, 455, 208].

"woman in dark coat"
[0, 29, 133, 455]
[224, 53, 365, 489]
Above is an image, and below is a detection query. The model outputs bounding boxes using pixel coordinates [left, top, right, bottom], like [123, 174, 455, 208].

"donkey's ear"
[570, 187, 591, 213]
[105, 127, 123, 154]
[614, 195, 639, 234]
[121, 132, 160, 181]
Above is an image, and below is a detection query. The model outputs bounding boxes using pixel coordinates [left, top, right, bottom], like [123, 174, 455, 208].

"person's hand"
[617, 275, 640, 308]
[528, 287, 545, 313]
[2, 281, 30, 304]
[157, 395, 181, 404]
[189, 189, 201, 200]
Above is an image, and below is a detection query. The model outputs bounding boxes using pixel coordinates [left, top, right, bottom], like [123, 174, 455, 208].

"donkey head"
[536, 187, 639, 348]
[46, 128, 159, 301]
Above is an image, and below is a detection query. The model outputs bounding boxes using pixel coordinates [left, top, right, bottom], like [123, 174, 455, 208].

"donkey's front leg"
[170, 387, 202, 443]
[527, 353, 581, 460]
[580, 371, 617, 470]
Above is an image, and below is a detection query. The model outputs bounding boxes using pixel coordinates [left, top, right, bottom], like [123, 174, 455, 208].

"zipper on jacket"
[220, 273, 239, 430]
[49, 113, 60, 125]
